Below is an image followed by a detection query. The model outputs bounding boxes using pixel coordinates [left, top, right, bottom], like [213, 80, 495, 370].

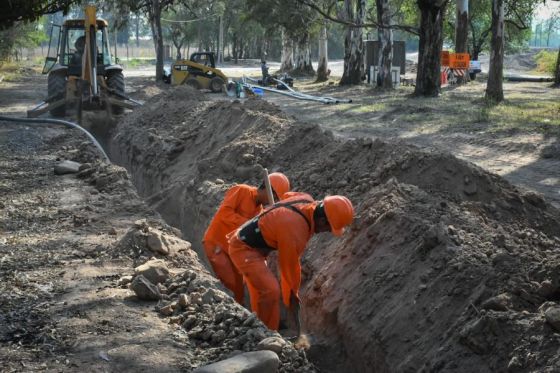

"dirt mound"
[111, 91, 560, 372]
[504, 52, 538, 71]
[304, 179, 560, 372]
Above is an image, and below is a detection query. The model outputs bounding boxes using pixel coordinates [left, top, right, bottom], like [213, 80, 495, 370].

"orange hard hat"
[323, 195, 354, 236]
[269, 172, 290, 200]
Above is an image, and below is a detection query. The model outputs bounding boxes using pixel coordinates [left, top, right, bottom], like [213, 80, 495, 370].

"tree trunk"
[293, 32, 315, 74]
[455, 0, 468, 53]
[340, 0, 366, 85]
[553, 47, 560, 87]
[316, 20, 329, 82]
[260, 36, 267, 61]
[414, 0, 446, 96]
[376, 0, 393, 89]
[232, 33, 238, 63]
[174, 40, 182, 60]
[198, 21, 203, 52]
[218, 15, 224, 64]
[148, 0, 165, 81]
[280, 28, 294, 72]
[136, 13, 140, 48]
[485, 0, 504, 102]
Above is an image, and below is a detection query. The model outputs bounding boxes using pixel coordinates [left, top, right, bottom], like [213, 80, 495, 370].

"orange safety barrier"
[441, 51, 450, 67]
[441, 71, 448, 85]
[449, 53, 470, 69]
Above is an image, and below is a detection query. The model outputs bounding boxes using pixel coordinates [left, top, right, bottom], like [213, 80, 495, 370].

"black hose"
[0, 115, 110, 162]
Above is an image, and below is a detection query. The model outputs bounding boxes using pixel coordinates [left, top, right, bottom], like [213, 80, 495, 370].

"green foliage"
[0, 0, 80, 29]
[0, 21, 48, 62]
[246, 0, 317, 38]
[443, 0, 536, 57]
[535, 50, 558, 74]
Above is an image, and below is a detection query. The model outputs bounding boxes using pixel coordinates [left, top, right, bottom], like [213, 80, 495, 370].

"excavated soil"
[107, 86, 560, 372]
[0, 121, 314, 372]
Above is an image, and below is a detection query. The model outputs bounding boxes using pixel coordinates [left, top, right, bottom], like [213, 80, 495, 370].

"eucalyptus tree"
[246, 0, 316, 74]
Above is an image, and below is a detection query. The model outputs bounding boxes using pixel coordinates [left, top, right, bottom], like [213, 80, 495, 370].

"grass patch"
[484, 99, 560, 133]
[0, 61, 41, 82]
[122, 58, 155, 68]
[349, 102, 387, 113]
[535, 51, 558, 74]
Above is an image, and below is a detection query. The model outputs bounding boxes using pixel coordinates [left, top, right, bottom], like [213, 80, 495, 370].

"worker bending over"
[203, 173, 291, 304]
[228, 194, 354, 330]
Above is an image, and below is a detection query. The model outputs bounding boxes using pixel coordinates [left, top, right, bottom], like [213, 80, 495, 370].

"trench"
[83, 105, 383, 372]
[84, 88, 560, 373]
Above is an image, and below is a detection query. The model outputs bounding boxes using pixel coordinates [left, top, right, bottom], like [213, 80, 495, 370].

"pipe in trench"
[0, 115, 110, 162]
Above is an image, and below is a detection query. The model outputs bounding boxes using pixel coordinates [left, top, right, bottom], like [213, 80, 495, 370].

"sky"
[534, 1, 560, 22]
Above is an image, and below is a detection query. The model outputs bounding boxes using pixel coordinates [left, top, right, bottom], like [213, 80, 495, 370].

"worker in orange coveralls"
[227, 194, 354, 330]
[203, 173, 291, 304]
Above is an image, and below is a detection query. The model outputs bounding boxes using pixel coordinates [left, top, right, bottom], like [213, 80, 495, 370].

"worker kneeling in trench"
[202, 173, 291, 304]
[227, 194, 354, 330]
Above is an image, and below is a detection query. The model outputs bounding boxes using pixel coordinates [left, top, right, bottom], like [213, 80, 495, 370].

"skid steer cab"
[29, 5, 138, 119]
[166, 52, 227, 93]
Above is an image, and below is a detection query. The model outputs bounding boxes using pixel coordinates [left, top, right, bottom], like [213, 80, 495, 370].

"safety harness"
[238, 199, 313, 256]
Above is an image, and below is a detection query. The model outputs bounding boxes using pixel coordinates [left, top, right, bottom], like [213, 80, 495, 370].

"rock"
[537, 280, 557, 299]
[541, 144, 560, 159]
[134, 259, 170, 284]
[54, 160, 82, 175]
[78, 163, 92, 171]
[544, 307, 560, 332]
[169, 316, 182, 324]
[481, 293, 511, 311]
[190, 292, 203, 306]
[146, 228, 191, 256]
[159, 303, 175, 316]
[130, 275, 161, 301]
[108, 227, 118, 236]
[157, 283, 168, 294]
[211, 330, 227, 344]
[257, 336, 286, 354]
[147, 229, 169, 255]
[182, 315, 198, 329]
[117, 275, 133, 286]
[201, 288, 227, 304]
[178, 294, 189, 307]
[246, 327, 267, 342]
[192, 351, 279, 373]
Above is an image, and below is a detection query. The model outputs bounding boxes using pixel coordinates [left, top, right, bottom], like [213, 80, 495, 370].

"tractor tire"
[185, 77, 201, 90]
[210, 77, 224, 93]
[47, 71, 67, 117]
[106, 70, 126, 115]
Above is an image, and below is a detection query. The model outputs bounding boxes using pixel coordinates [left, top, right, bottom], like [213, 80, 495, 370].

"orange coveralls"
[203, 184, 262, 303]
[228, 193, 316, 330]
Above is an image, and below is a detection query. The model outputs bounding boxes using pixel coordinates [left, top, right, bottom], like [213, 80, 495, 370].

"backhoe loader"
[28, 5, 138, 121]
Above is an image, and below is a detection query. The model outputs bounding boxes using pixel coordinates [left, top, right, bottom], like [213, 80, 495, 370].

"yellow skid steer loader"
[167, 52, 227, 92]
